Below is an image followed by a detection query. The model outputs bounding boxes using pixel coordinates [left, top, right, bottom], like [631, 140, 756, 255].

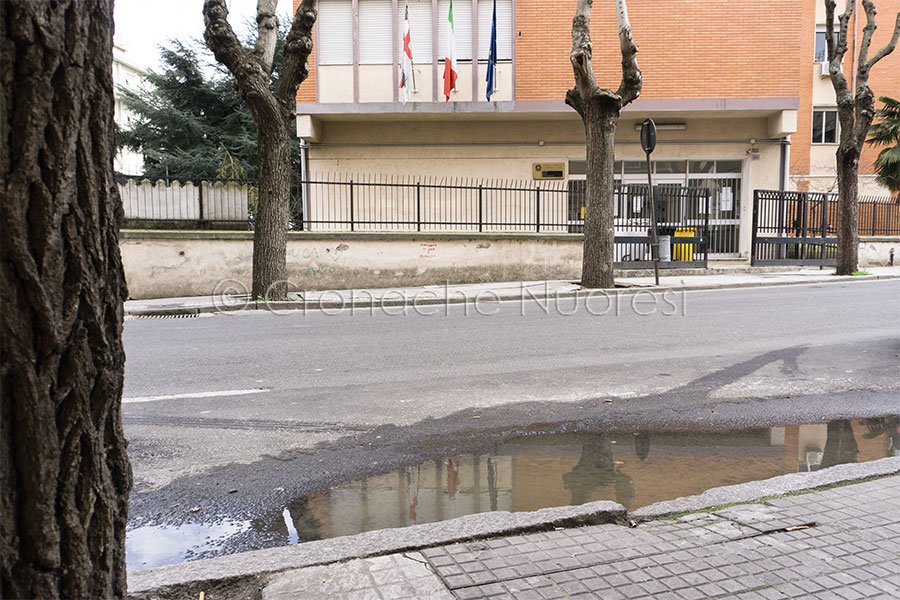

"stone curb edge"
[125, 274, 900, 317]
[128, 458, 900, 594]
[128, 501, 626, 593]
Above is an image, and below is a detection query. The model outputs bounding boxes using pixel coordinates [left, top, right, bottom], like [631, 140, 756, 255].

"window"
[477, 0, 513, 61]
[359, 1, 393, 64]
[814, 29, 838, 62]
[398, 0, 434, 63]
[438, 0, 473, 61]
[812, 109, 838, 144]
[318, 0, 353, 65]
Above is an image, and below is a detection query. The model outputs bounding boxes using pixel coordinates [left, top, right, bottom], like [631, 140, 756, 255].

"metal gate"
[568, 182, 710, 268]
[751, 190, 837, 266]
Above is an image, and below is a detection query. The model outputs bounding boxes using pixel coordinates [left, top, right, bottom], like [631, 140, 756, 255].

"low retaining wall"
[120, 231, 584, 299]
[860, 236, 898, 267]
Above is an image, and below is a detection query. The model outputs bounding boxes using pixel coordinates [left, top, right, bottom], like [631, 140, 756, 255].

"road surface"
[123, 280, 900, 524]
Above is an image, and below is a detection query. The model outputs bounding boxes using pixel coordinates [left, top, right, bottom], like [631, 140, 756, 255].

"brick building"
[294, 0, 899, 259]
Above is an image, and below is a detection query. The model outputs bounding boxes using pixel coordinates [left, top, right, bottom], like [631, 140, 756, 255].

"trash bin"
[658, 235, 672, 262]
[673, 227, 696, 261]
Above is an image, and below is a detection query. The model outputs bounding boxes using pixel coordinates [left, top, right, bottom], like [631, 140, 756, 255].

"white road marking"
[122, 388, 270, 404]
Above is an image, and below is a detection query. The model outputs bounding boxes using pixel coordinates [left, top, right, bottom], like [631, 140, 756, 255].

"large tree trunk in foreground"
[567, 0, 642, 288]
[1, 1, 132, 598]
[204, 0, 317, 299]
[826, 0, 900, 274]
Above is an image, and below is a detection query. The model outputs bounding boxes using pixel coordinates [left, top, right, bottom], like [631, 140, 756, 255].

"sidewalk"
[263, 471, 900, 600]
[124, 266, 900, 316]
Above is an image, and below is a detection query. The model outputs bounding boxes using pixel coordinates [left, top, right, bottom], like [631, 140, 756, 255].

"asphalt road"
[123, 280, 900, 526]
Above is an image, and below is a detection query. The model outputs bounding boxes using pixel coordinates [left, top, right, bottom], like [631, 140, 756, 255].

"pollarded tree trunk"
[826, 0, 900, 274]
[835, 142, 861, 273]
[1, 1, 132, 598]
[582, 112, 620, 288]
[567, 0, 642, 289]
[252, 106, 293, 298]
[204, 0, 317, 299]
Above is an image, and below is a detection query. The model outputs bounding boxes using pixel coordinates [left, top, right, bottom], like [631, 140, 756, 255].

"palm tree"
[868, 96, 900, 194]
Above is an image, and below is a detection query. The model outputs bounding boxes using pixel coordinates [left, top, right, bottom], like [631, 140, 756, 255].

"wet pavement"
[126, 415, 899, 570]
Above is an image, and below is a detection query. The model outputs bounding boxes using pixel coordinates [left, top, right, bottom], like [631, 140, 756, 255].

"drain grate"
[129, 312, 200, 320]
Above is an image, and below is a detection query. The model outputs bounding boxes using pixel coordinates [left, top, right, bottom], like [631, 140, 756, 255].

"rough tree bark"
[566, 0, 642, 288]
[204, 0, 317, 299]
[825, 0, 900, 274]
[1, 1, 132, 598]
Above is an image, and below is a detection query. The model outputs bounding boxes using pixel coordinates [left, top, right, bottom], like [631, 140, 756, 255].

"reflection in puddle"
[275, 417, 898, 541]
[126, 519, 250, 569]
[128, 416, 899, 569]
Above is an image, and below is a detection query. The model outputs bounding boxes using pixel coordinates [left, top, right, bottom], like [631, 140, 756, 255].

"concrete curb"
[127, 501, 625, 594]
[124, 273, 900, 317]
[631, 456, 900, 521]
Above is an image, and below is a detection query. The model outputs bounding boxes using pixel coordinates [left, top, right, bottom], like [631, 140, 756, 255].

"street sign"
[640, 118, 657, 155]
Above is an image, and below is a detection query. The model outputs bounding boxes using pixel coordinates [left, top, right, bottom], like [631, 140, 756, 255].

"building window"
[438, 0, 474, 61]
[812, 109, 838, 144]
[814, 29, 838, 62]
[318, 0, 353, 65]
[477, 0, 513, 61]
[399, 0, 434, 63]
[359, 1, 393, 64]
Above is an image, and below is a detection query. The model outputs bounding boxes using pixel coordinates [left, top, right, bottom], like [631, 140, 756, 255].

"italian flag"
[443, 0, 458, 101]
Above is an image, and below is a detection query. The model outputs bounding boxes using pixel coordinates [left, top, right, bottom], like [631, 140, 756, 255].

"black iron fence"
[301, 175, 710, 267]
[751, 190, 899, 266]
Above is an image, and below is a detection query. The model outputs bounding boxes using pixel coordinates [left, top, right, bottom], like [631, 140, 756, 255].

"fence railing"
[302, 174, 710, 267]
[751, 189, 900, 266]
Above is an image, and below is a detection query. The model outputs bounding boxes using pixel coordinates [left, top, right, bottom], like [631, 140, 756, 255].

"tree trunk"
[253, 119, 291, 298]
[582, 111, 619, 288]
[1, 1, 132, 598]
[835, 144, 860, 274]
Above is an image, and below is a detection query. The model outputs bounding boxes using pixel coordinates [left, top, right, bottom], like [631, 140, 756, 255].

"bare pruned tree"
[566, 0, 642, 288]
[203, 0, 317, 298]
[2, 1, 131, 597]
[825, 0, 900, 274]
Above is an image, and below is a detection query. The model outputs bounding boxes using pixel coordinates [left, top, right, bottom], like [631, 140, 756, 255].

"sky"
[114, 0, 294, 70]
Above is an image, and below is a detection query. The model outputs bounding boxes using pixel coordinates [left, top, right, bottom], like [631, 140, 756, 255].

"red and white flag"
[443, 0, 458, 101]
[399, 3, 415, 103]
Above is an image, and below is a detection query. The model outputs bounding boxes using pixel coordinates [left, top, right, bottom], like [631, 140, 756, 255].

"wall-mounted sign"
[532, 162, 565, 180]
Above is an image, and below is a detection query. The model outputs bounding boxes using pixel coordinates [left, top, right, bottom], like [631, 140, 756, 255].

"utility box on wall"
[532, 162, 565, 180]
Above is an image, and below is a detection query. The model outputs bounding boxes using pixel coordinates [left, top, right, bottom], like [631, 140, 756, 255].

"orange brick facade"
[515, 0, 803, 101]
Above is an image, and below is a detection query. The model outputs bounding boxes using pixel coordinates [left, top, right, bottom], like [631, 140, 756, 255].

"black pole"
[640, 118, 660, 286]
[646, 155, 660, 286]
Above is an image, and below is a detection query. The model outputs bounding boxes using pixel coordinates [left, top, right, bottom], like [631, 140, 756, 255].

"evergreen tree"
[117, 30, 300, 183]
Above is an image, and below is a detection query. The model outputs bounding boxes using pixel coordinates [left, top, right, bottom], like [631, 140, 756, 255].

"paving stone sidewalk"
[263, 475, 900, 599]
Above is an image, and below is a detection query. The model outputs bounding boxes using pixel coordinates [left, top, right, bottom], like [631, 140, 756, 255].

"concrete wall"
[120, 231, 584, 299]
[860, 237, 899, 267]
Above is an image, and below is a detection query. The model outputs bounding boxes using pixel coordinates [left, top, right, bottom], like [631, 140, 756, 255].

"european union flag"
[485, 0, 497, 101]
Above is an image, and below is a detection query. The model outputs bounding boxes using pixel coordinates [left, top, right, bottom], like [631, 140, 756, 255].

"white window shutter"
[477, 0, 512, 60]
[359, 0, 394, 64]
[399, 0, 434, 63]
[318, 0, 353, 65]
[438, 0, 473, 61]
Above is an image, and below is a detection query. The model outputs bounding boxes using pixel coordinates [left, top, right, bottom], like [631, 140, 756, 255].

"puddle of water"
[126, 519, 250, 570]
[128, 416, 898, 569]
